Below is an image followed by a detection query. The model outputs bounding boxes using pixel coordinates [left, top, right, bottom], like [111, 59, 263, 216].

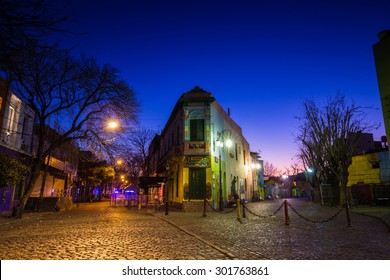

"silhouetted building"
[349, 132, 385, 156]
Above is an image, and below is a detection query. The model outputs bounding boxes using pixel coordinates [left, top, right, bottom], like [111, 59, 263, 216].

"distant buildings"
[145, 86, 255, 210]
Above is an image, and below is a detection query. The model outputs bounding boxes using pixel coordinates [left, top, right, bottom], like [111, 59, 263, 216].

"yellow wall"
[348, 153, 380, 186]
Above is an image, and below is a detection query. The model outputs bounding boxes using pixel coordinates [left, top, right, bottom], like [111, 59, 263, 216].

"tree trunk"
[339, 175, 350, 207]
[339, 184, 347, 206]
[13, 159, 42, 219]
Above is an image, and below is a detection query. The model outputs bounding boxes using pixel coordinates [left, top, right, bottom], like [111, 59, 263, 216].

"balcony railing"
[1, 132, 31, 154]
[184, 141, 209, 155]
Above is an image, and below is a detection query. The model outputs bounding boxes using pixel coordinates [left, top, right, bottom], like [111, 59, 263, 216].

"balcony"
[184, 141, 210, 155]
[1, 132, 32, 155]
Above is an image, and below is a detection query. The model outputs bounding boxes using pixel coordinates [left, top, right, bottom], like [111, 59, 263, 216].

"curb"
[352, 211, 390, 233]
[154, 214, 237, 260]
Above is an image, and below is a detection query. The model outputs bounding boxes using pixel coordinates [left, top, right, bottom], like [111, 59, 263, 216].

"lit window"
[7, 106, 15, 132]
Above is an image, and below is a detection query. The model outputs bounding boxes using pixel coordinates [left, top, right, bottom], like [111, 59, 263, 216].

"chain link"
[207, 199, 344, 224]
[287, 202, 344, 224]
[243, 202, 284, 218]
[205, 200, 237, 214]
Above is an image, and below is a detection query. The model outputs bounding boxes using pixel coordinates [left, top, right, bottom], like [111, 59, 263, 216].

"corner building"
[146, 87, 252, 210]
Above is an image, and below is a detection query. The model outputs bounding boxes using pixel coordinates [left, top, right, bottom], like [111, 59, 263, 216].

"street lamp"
[216, 129, 232, 211]
[108, 120, 119, 129]
[305, 168, 313, 200]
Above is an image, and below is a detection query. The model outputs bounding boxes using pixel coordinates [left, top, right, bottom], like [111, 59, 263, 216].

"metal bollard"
[242, 199, 246, 218]
[236, 198, 241, 221]
[165, 199, 169, 216]
[284, 200, 290, 226]
[345, 201, 352, 227]
[202, 198, 207, 217]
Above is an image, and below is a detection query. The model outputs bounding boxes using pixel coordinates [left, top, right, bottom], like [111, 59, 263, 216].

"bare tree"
[288, 160, 302, 176]
[111, 128, 155, 185]
[126, 153, 144, 185]
[129, 128, 156, 174]
[0, 0, 67, 69]
[296, 93, 379, 205]
[5, 45, 139, 218]
[263, 161, 279, 177]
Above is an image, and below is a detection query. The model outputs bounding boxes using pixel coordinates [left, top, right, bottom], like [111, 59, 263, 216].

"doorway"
[189, 168, 206, 199]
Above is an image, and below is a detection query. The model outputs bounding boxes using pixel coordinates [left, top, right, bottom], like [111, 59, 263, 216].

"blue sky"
[55, 0, 389, 171]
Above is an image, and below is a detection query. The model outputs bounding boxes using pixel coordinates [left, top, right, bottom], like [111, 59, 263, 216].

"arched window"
[189, 110, 205, 141]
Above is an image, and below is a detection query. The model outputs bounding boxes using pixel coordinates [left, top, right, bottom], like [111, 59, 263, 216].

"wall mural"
[185, 156, 210, 168]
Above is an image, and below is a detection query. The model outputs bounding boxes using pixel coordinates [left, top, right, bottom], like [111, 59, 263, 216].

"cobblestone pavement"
[0, 202, 230, 260]
[1, 198, 390, 260]
[154, 198, 390, 260]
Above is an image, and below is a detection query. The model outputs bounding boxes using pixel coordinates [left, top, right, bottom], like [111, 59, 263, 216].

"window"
[7, 106, 15, 132]
[190, 119, 204, 141]
[21, 116, 28, 139]
[372, 161, 380, 169]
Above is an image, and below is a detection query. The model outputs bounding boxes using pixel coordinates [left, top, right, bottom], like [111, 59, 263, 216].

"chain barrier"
[287, 201, 344, 224]
[243, 201, 285, 218]
[205, 200, 237, 214]
[205, 198, 351, 227]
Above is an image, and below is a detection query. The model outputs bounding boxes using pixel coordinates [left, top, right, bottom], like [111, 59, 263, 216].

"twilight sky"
[54, 0, 389, 171]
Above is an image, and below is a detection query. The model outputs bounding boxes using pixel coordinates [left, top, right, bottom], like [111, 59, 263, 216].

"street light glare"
[108, 121, 119, 129]
[225, 139, 233, 148]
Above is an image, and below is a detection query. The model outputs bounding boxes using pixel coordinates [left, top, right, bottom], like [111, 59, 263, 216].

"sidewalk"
[0, 201, 91, 227]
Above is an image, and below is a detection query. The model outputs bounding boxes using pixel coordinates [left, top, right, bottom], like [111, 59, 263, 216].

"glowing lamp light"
[225, 138, 233, 148]
[108, 120, 119, 129]
[251, 163, 261, 170]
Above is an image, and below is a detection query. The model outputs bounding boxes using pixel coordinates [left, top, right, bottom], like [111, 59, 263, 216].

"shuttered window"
[190, 119, 204, 141]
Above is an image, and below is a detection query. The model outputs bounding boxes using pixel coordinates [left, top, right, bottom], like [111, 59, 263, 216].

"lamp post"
[305, 168, 313, 201]
[216, 129, 232, 211]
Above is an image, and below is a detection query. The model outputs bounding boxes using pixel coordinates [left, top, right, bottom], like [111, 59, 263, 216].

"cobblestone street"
[1, 199, 390, 260]
[0, 202, 229, 260]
